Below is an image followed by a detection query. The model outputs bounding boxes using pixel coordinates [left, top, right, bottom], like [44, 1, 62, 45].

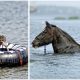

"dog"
[0, 35, 9, 49]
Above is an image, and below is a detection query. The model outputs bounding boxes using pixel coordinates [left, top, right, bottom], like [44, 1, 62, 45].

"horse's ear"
[45, 21, 50, 26]
[45, 22, 53, 34]
[45, 21, 52, 29]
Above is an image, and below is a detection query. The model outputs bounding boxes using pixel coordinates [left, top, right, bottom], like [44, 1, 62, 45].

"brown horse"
[32, 21, 80, 53]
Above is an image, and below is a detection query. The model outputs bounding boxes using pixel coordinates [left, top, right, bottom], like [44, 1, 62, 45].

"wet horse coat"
[32, 21, 80, 53]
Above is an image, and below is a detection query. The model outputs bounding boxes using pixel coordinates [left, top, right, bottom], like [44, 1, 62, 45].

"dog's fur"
[0, 35, 8, 48]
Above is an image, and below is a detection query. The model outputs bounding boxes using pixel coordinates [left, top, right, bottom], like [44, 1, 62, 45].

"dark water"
[30, 5, 80, 79]
[0, 2, 28, 79]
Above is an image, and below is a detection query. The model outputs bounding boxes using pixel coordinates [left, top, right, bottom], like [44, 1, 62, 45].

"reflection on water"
[30, 5, 80, 79]
[0, 2, 28, 79]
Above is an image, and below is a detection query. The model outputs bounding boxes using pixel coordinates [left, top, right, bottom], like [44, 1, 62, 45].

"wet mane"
[56, 27, 78, 44]
[51, 24, 56, 27]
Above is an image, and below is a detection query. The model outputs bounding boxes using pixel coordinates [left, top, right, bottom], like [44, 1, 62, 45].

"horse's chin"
[33, 46, 39, 48]
[32, 44, 40, 48]
[32, 42, 49, 48]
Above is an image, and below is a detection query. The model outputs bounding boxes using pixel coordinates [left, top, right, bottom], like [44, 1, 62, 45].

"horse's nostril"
[32, 42, 34, 45]
[32, 41, 34, 44]
[32, 42, 33, 44]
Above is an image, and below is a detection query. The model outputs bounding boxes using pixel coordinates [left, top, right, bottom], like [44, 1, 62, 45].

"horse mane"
[56, 27, 79, 45]
[51, 24, 56, 27]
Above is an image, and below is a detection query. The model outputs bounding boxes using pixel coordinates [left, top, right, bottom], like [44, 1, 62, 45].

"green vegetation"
[54, 16, 80, 20]
[54, 17, 66, 20]
[68, 16, 79, 20]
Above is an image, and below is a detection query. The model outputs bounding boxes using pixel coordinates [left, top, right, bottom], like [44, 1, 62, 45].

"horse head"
[32, 21, 57, 48]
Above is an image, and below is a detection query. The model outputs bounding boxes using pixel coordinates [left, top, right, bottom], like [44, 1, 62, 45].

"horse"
[32, 21, 80, 53]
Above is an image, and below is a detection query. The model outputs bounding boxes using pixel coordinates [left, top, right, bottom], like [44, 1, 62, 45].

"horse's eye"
[44, 31, 47, 33]
[36, 37, 39, 40]
[43, 31, 47, 34]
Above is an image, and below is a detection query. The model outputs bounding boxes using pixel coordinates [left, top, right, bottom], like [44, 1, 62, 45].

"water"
[0, 2, 28, 79]
[30, 5, 80, 79]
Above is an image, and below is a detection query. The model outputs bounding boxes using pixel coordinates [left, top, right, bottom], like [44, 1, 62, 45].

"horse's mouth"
[32, 45, 39, 48]
[32, 42, 40, 48]
[33, 46, 39, 48]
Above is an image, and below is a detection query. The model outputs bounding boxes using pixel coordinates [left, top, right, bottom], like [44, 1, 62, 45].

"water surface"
[0, 2, 28, 79]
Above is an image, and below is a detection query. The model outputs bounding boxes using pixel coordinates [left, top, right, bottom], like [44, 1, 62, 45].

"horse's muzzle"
[32, 42, 39, 48]
[32, 43, 35, 47]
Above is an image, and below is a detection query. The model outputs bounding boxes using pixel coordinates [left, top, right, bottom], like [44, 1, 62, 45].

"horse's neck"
[52, 27, 80, 53]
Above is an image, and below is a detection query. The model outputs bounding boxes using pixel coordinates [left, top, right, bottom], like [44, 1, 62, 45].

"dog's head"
[0, 35, 6, 45]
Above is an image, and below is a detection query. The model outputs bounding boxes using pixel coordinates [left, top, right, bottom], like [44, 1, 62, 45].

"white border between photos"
[28, 0, 29, 80]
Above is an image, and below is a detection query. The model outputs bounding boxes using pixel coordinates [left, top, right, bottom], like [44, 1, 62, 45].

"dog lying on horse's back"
[32, 21, 80, 53]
